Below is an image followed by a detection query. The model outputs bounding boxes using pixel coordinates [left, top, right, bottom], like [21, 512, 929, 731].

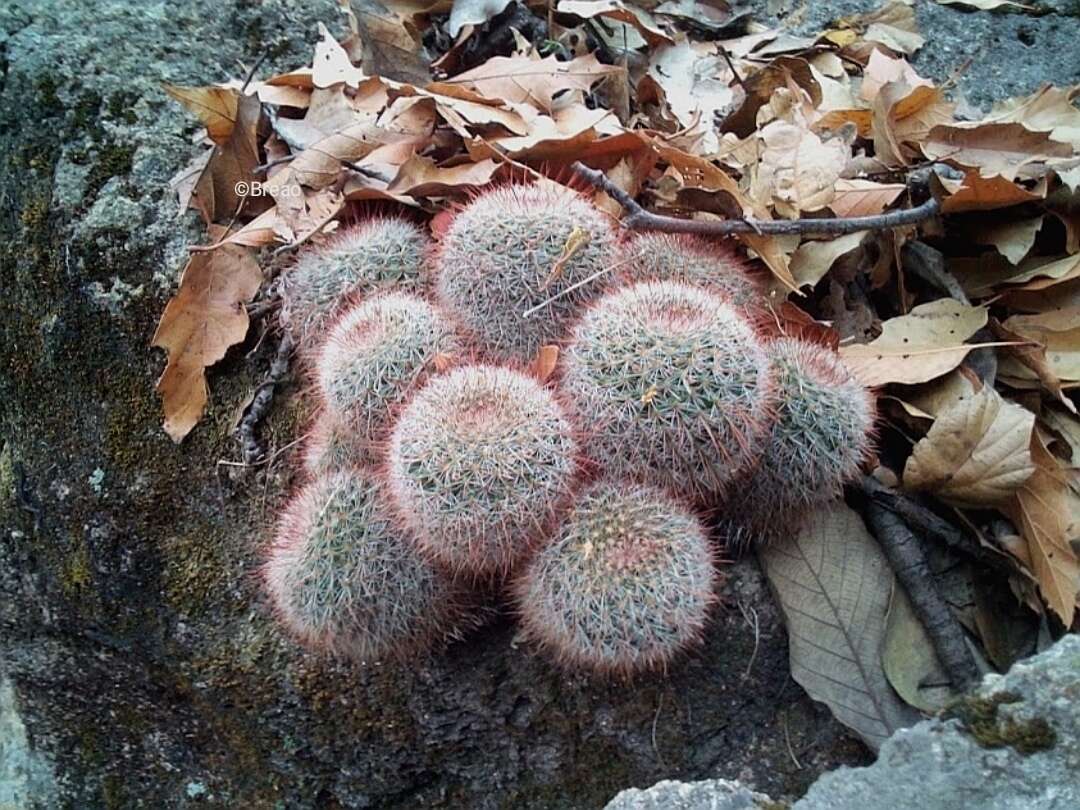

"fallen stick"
[238, 331, 294, 465]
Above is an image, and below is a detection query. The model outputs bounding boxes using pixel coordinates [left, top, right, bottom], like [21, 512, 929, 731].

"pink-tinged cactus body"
[620, 232, 763, 308]
[301, 411, 367, 476]
[561, 280, 774, 504]
[514, 479, 718, 677]
[722, 337, 877, 544]
[434, 182, 620, 363]
[314, 292, 460, 459]
[281, 217, 429, 345]
[263, 469, 463, 660]
[386, 364, 579, 577]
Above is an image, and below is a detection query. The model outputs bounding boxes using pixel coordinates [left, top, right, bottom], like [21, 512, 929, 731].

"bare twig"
[857, 475, 1016, 579]
[340, 159, 390, 183]
[718, 45, 748, 94]
[571, 161, 942, 237]
[237, 332, 294, 464]
[863, 501, 980, 689]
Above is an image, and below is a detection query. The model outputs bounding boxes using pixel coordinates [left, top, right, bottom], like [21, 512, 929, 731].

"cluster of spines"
[280, 217, 428, 345]
[721, 337, 876, 543]
[433, 181, 621, 362]
[385, 364, 579, 578]
[514, 479, 718, 676]
[560, 280, 774, 503]
[263, 469, 464, 661]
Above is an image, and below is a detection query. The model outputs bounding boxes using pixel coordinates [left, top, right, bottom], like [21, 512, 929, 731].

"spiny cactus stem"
[522, 250, 643, 319]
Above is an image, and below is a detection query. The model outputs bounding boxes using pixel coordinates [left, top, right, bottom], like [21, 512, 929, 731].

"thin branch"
[237, 332, 294, 464]
[718, 45, 748, 94]
[572, 161, 942, 237]
[857, 475, 1016, 579]
[340, 159, 390, 183]
[864, 501, 980, 689]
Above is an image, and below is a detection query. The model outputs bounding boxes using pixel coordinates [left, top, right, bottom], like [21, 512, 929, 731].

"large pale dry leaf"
[721, 56, 822, 138]
[1003, 433, 1080, 626]
[163, 84, 239, 144]
[152, 243, 263, 442]
[387, 154, 499, 196]
[1004, 254, 1080, 292]
[935, 0, 1036, 11]
[557, 0, 672, 46]
[312, 23, 365, 88]
[859, 49, 931, 103]
[984, 84, 1080, 150]
[287, 121, 410, 189]
[922, 123, 1073, 181]
[828, 178, 905, 217]
[904, 387, 1036, 506]
[940, 170, 1042, 213]
[789, 231, 868, 289]
[991, 318, 1074, 409]
[1001, 307, 1080, 384]
[760, 502, 921, 750]
[873, 82, 955, 167]
[839, 298, 990, 386]
[642, 39, 736, 154]
[974, 216, 1043, 265]
[751, 119, 849, 214]
[883, 586, 956, 713]
[343, 0, 431, 85]
[438, 53, 622, 112]
[448, 0, 513, 36]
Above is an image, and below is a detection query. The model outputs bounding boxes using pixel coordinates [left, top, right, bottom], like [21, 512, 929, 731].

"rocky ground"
[1, 1, 1077, 808]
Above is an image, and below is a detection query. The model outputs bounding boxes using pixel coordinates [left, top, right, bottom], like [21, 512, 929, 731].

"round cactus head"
[620, 232, 762, 307]
[281, 217, 428, 343]
[561, 280, 774, 503]
[386, 364, 579, 577]
[301, 411, 367, 476]
[263, 469, 464, 660]
[514, 479, 718, 676]
[723, 337, 876, 543]
[434, 181, 620, 362]
[314, 292, 460, 455]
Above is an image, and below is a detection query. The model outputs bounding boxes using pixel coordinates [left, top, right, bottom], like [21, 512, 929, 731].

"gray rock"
[604, 635, 1080, 810]
[605, 779, 774, 810]
[0, 676, 57, 810]
[795, 633, 1080, 810]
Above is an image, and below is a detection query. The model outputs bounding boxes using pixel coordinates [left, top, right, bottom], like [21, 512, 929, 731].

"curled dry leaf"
[922, 123, 1073, 182]
[152, 243, 264, 442]
[940, 170, 1042, 213]
[447, 0, 513, 37]
[751, 119, 849, 215]
[973, 216, 1043, 265]
[789, 230, 868, 289]
[162, 84, 239, 144]
[759, 501, 921, 751]
[839, 298, 990, 386]
[1003, 433, 1080, 626]
[387, 154, 500, 196]
[1000, 307, 1080, 386]
[991, 318, 1074, 410]
[903, 386, 1036, 507]
[436, 53, 622, 112]
[557, 0, 672, 46]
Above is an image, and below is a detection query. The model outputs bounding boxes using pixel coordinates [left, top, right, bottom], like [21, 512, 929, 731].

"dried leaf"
[751, 119, 849, 214]
[1005, 253, 1080, 292]
[904, 386, 1036, 507]
[152, 243, 263, 442]
[1001, 308, 1080, 384]
[387, 154, 499, 196]
[789, 231, 868, 289]
[557, 0, 673, 46]
[448, 0, 513, 37]
[760, 502, 921, 750]
[883, 586, 956, 713]
[934, 0, 1035, 11]
[839, 298, 990, 386]
[437, 53, 622, 113]
[859, 49, 932, 104]
[940, 170, 1042, 213]
[922, 123, 1073, 182]
[991, 318, 1074, 409]
[529, 345, 560, 383]
[975, 216, 1043, 265]
[190, 92, 265, 224]
[828, 178, 905, 218]
[312, 22, 365, 88]
[163, 84, 239, 145]
[1003, 433, 1080, 626]
[984, 84, 1080, 151]
[343, 0, 431, 85]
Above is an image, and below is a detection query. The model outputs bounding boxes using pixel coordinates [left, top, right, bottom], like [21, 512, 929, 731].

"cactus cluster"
[515, 479, 717, 675]
[281, 217, 428, 343]
[315, 291, 460, 459]
[263, 469, 463, 660]
[560, 280, 774, 501]
[386, 365, 579, 577]
[434, 182, 620, 362]
[262, 183, 875, 676]
[720, 337, 876, 543]
[620, 232, 763, 308]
